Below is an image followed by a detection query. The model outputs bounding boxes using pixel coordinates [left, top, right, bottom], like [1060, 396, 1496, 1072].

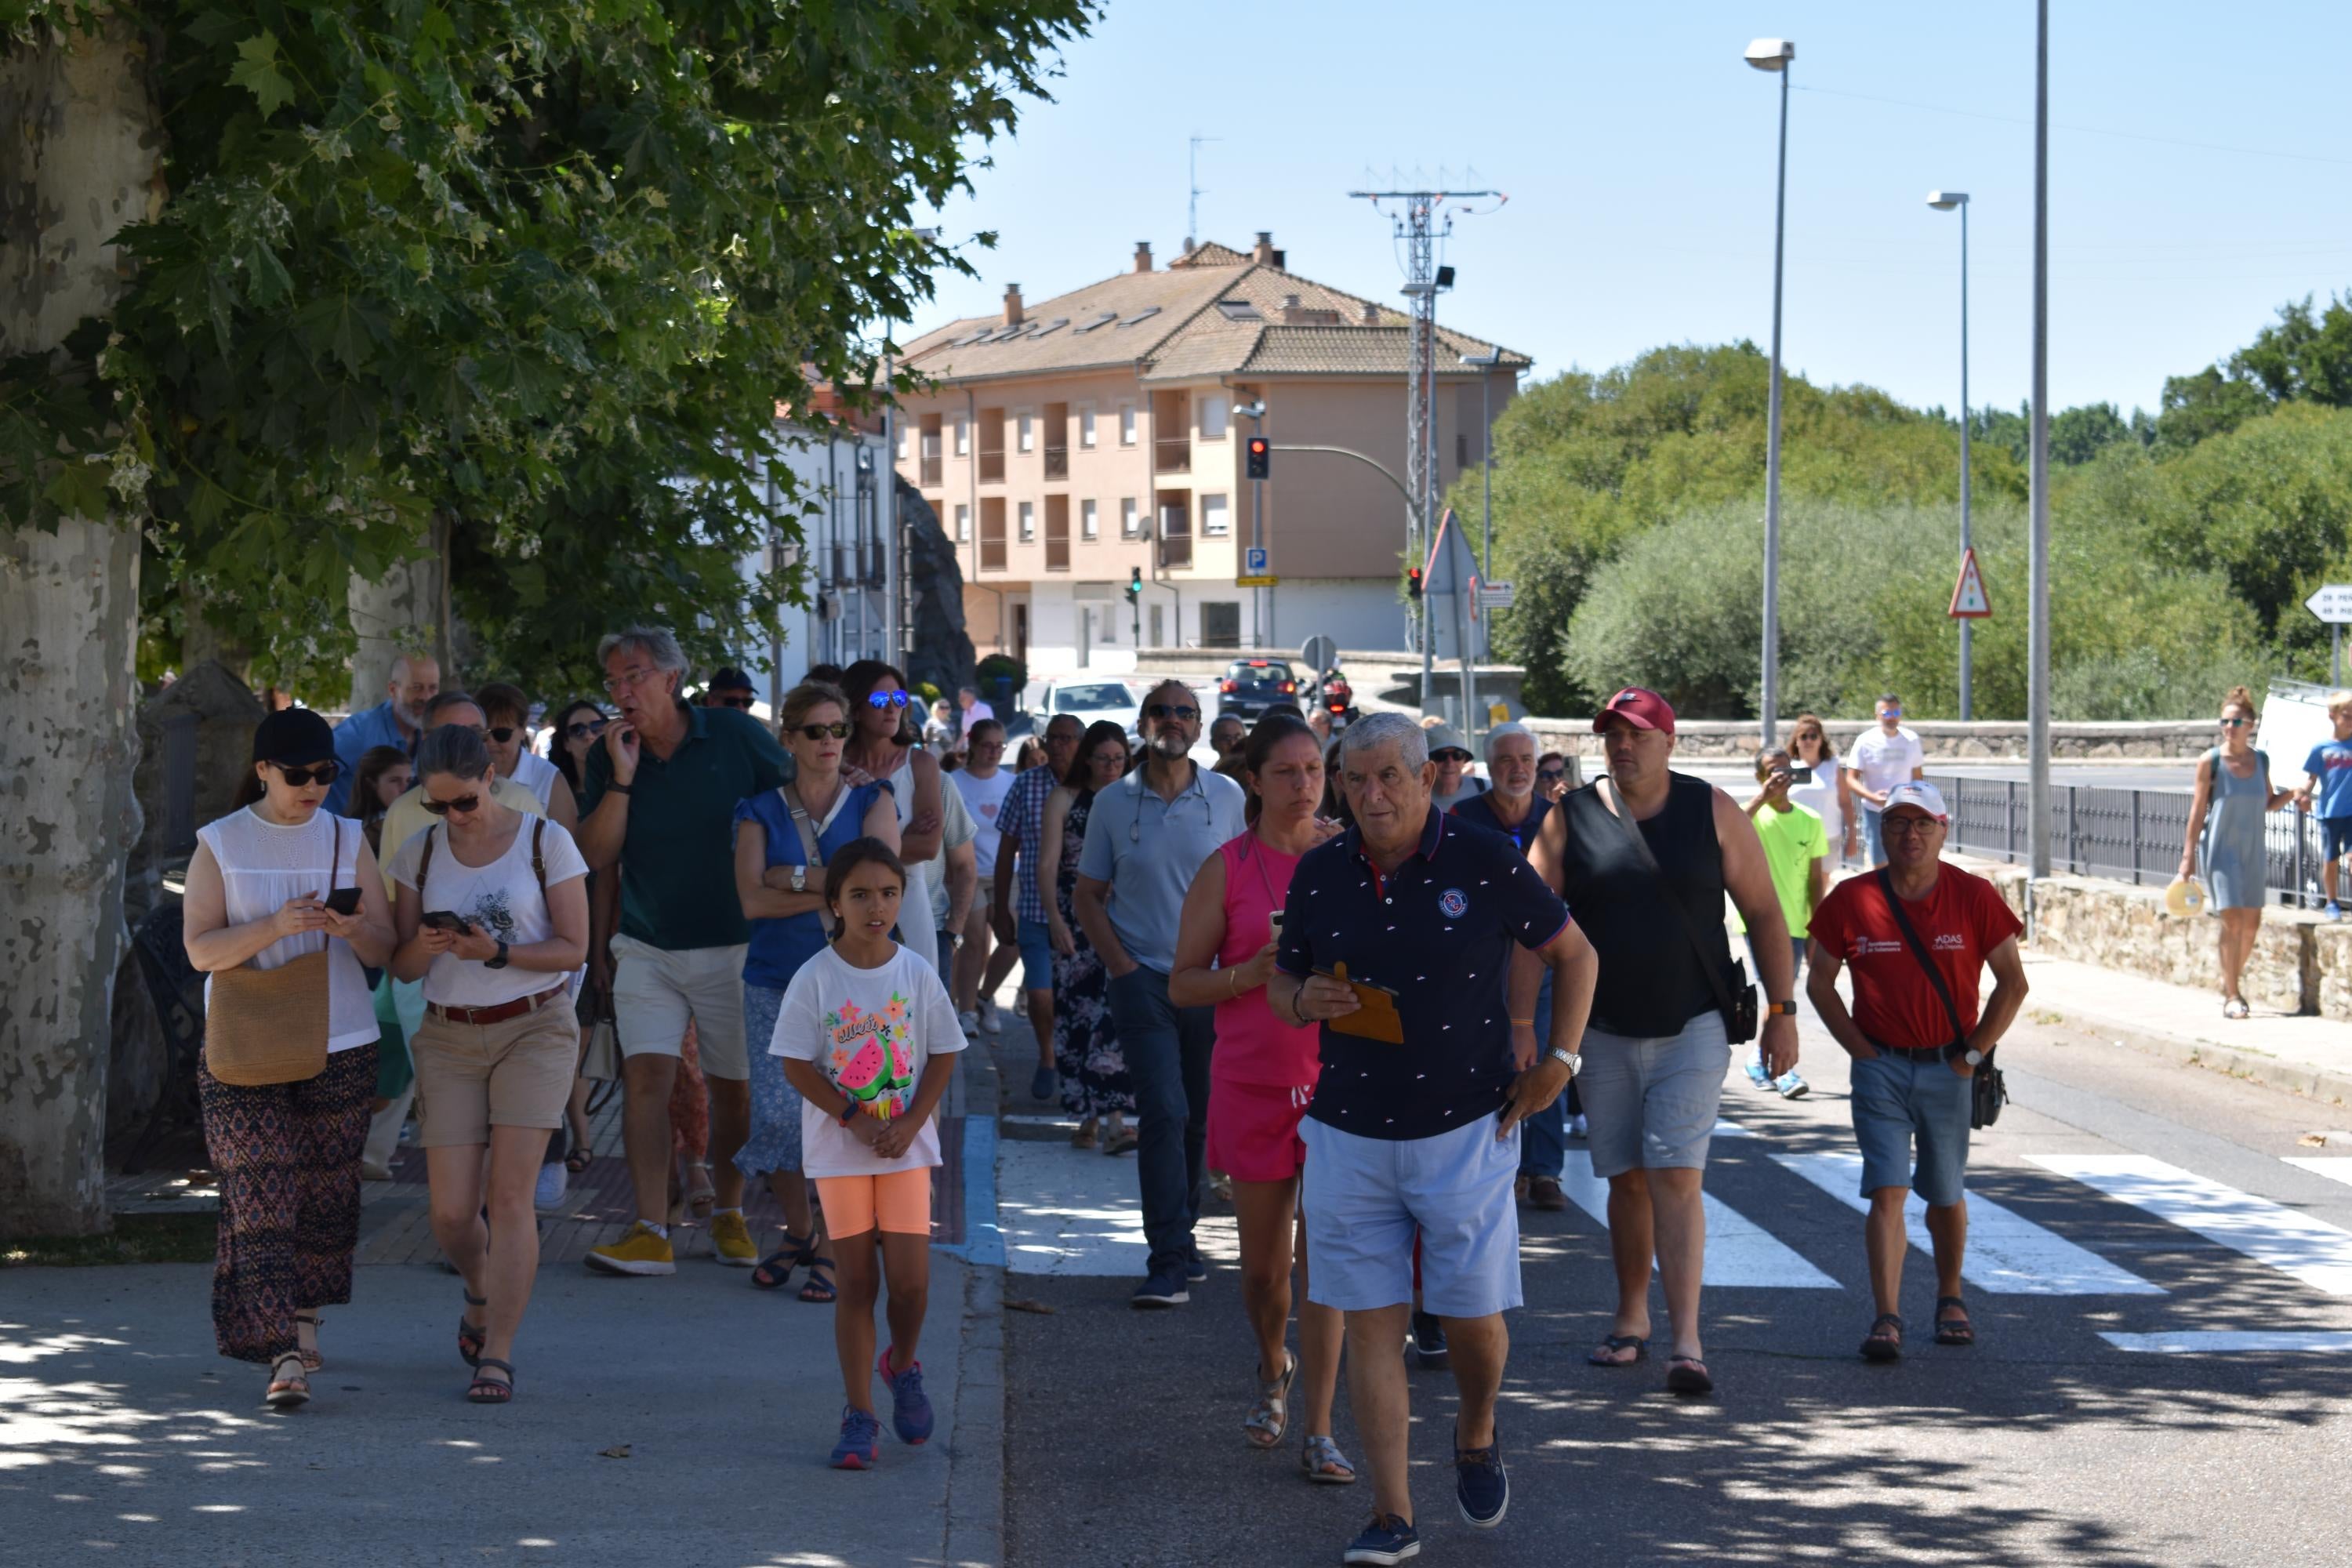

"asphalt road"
[982, 990, 2352, 1568]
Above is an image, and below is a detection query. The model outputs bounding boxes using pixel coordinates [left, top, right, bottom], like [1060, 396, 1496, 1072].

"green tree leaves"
[227, 31, 292, 116]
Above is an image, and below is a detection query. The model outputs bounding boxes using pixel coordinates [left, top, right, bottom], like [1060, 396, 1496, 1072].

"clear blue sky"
[910, 0, 2352, 419]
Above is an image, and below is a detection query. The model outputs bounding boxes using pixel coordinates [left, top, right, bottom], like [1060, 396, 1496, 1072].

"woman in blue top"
[2178, 684, 2292, 1018]
[734, 682, 900, 1298]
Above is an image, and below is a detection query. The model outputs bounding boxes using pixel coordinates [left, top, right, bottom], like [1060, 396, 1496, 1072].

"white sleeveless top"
[197, 805, 380, 1053]
[510, 749, 561, 811]
[887, 752, 938, 973]
[1789, 761, 1845, 846]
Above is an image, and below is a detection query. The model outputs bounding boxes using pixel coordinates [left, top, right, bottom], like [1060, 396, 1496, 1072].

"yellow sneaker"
[710, 1210, 757, 1267]
[586, 1221, 675, 1276]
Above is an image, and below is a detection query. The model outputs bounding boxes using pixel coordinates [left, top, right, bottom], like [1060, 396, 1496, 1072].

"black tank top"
[1554, 771, 1728, 1037]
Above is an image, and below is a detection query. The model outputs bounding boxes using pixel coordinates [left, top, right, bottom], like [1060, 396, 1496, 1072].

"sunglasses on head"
[866, 690, 911, 710]
[1145, 702, 1199, 721]
[269, 760, 342, 788]
[566, 718, 608, 739]
[711, 694, 756, 710]
[797, 721, 852, 741]
[420, 793, 482, 816]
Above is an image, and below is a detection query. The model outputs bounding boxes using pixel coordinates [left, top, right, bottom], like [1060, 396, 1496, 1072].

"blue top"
[2304, 739, 2352, 819]
[996, 766, 1061, 927]
[328, 699, 413, 816]
[733, 779, 891, 989]
[1276, 805, 1570, 1142]
[1076, 761, 1249, 974]
[1448, 790, 1552, 854]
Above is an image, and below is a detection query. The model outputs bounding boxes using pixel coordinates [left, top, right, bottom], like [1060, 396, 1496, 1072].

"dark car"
[1217, 658, 1300, 720]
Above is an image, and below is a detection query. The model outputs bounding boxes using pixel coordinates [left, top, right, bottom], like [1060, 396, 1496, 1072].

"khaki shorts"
[411, 989, 579, 1147]
[609, 935, 750, 1080]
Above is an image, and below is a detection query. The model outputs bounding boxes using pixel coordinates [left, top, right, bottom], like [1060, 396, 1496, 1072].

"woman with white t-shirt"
[389, 724, 590, 1404]
[183, 708, 396, 1410]
[477, 682, 579, 829]
[1788, 713, 1858, 864]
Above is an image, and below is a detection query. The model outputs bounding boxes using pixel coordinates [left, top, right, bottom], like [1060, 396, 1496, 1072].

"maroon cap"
[1595, 687, 1675, 736]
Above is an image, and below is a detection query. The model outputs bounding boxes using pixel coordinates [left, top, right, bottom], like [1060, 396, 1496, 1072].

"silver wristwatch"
[1962, 1047, 1986, 1067]
[790, 865, 807, 892]
[1548, 1047, 1582, 1076]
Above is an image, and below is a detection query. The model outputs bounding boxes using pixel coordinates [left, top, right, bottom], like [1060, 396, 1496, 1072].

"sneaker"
[878, 1348, 935, 1444]
[978, 997, 1000, 1033]
[1131, 1267, 1190, 1308]
[1342, 1513, 1421, 1565]
[1774, 1070, 1810, 1101]
[710, 1210, 758, 1266]
[1743, 1058, 1772, 1089]
[1454, 1421, 1508, 1528]
[2328, 901, 2345, 921]
[830, 1405, 881, 1470]
[958, 1009, 980, 1040]
[1410, 1311, 1449, 1370]
[533, 1161, 567, 1211]
[585, 1221, 675, 1276]
[1029, 1065, 1058, 1102]
[1526, 1176, 1567, 1212]
[1182, 1246, 1209, 1282]
[1569, 1113, 1588, 1140]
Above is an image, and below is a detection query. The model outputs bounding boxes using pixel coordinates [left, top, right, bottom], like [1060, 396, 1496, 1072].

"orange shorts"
[814, 1167, 934, 1237]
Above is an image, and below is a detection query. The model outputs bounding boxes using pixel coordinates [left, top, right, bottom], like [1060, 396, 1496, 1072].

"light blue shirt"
[327, 699, 415, 815]
[1076, 761, 1247, 975]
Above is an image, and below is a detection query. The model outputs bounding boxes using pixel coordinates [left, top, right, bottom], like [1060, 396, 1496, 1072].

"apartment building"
[893, 233, 1530, 668]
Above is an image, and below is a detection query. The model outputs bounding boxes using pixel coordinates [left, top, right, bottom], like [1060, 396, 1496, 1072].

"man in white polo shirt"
[1845, 694, 1926, 868]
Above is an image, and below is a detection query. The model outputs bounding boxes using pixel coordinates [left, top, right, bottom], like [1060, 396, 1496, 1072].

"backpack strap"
[417, 820, 437, 893]
[532, 817, 546, 901]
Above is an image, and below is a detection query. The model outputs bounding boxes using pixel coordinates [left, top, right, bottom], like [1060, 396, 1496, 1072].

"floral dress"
[1053, 788, 1133, 1117]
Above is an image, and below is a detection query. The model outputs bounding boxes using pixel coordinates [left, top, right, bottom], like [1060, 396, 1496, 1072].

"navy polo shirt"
[1276, 804, 1570, 1142]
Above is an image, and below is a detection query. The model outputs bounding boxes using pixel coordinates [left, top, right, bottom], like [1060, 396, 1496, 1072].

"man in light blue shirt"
[1075, 679, 1247, 1308]
[327, 652, 439, 815]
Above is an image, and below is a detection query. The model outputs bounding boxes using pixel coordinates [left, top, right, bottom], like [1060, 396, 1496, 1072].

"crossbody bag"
[205, 818, 340, 1087]
[1874, 868, 2007, 1128]
[1599, 779, 1757, 1044]
[779, 783, 840, 937]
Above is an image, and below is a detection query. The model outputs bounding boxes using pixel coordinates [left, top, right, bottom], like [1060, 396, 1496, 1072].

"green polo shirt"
[582, 702, 787, 951]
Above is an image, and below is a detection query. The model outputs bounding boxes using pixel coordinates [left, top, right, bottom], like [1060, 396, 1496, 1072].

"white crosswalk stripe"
[1558, 1149, 1839, 1290]
[2032, 1152, 2352, 1297]
[2102, 1330, 2352, 1354]
[1771, 1151, 2165, 1295]
[2282, 1157, 2352, 1190]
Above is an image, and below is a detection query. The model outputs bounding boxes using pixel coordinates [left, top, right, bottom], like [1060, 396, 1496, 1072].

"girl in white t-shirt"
[774, 838, 964, 1470]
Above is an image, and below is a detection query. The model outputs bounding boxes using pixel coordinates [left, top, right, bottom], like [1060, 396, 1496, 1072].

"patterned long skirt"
[197, 1044, 376, 1364]
[670, 1018, 710, 1162]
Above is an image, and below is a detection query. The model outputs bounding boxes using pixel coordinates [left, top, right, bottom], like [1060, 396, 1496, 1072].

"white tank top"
[511, 749, 560, 811]
[1789, 759, 1844, 844]
[887, 751, 938, 972]
[197, 805, 380, 1053]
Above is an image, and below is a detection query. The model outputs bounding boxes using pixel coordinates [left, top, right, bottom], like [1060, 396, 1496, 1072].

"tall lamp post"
[1929, 190, 1973, 720]
[1461, 349, 1504, 659]
[2028, 0, 2052, 881]
[1746, 36, 1795, 746]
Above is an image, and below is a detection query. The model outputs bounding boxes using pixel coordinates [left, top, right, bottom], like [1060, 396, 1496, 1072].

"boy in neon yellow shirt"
[1739, 746, 1827, 1098]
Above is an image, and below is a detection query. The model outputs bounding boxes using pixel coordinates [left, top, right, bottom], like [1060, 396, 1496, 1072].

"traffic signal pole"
[1248, 408, 1267, 648]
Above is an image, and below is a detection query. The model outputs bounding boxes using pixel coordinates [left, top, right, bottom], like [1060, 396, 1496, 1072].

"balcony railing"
[978, 448, 1004, 482]
[1045, 536, 1069, 571]
[1153, 437, 1190, 474]
[1158, 534, 1192, 570]
[1044, 445, 1069, 479]
[919, 454, 942, 486]
[980, 536, 1007, 572]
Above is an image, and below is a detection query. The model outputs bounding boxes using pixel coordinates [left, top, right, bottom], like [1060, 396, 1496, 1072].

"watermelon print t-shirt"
[771, 943, 966, 1178]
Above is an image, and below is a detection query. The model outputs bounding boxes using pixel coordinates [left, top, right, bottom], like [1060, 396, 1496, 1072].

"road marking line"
[1775, 1152, 2165, 1296]
[2101, 1330, 2352, 1354]
[2033, 1152, 2352, 1296]
[2283, 1158, 2352, 1190]
[1558, 1151, 1839, 1290]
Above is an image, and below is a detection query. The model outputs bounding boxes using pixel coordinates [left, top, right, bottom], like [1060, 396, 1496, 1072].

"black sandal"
[466, 1357, 516, 1404]
[1860, 1313, 1905, 1362]
[1933, 1297, 1975, 1346]
[1586, 1332, 1648, 1367]
[752, 1232, 815, 1291]
[1664, 1356, 1714, 1396]
[293, 1310, 323, 1373]
[458, 1291, 488, 1367]
[564, 1145, 593, 1176]
[797, 1255, 837, 1304]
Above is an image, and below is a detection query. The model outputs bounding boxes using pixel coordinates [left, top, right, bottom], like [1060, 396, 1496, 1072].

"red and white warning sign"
[1949, 546, 1992, 619]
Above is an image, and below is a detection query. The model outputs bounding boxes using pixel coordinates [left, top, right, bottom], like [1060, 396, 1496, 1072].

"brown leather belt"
[428, 985, 567, 1027]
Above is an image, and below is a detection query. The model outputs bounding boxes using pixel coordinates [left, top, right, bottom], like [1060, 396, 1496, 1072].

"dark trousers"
[1108, 965, 1216, 1275]
[1516, 970, 1583, 1179]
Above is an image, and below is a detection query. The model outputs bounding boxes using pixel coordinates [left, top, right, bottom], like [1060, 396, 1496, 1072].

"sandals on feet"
[797, 1255, 838, 1304]
[1933, 1296, 1976, 1346]
[1861, 1313, 1905, 1362]
[266, 1352, 310, 1410]
[1665, 1356, 1715, 1396]
[752, 1232, 815, 1291]
[2223, 996, 2251, 1020]
[1102, 1123, 1139, 1156]
[293, 1311, 323, 1373]
[564, 1145, 593, 1176]
[1301, 1433, 1358, 1485]
[1587, 1332, 1649, 1367]
[682, 1161, 717, 1220]
[458, 1290, 488, 1367]
[1071, 1120, 1098, 1150]
[466, 1357, 516, 1404]
[1243, 1351, 1297, 1449]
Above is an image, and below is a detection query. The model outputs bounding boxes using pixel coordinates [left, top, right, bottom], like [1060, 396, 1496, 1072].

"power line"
[1793, 83, 2352, 169]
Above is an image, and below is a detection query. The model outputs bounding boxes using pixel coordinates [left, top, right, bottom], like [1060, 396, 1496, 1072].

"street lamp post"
[1461, 350, 1504, 659]
[2028, 1, 2053, 882]
[1746, 36, 1795, 747]
[1929, 190, 1973, 720]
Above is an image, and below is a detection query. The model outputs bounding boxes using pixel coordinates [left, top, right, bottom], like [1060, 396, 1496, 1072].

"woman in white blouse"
[183, 709, 395, 1410]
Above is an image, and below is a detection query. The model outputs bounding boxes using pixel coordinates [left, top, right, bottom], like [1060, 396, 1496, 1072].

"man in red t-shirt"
[1806, 780, 2027, 1363]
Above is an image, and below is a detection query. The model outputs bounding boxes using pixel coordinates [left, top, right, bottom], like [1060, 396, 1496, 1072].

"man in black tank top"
[1528, 688, 1801, 1397]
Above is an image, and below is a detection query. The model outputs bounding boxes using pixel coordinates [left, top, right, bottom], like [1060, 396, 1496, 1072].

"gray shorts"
[1850, 1049, 1972, 1207]
[1300, 1112, 1523, 1318]
[1578, 1010, 1730, 1179]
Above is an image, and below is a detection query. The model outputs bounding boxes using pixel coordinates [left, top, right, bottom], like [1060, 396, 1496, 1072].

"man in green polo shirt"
[575, 626, 787, 1276]
[1739, 745, 1825, 1101]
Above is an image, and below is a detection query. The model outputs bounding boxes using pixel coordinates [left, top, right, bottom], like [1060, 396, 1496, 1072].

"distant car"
[1217, 658, 1300, 720]
[1036, 678, 1142, 742]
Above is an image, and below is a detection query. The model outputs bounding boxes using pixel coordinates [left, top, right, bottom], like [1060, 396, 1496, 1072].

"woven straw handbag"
[203, 819, 337, 1087]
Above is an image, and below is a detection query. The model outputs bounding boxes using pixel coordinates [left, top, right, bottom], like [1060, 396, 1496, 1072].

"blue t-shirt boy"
[2303, 737, 2352, 822]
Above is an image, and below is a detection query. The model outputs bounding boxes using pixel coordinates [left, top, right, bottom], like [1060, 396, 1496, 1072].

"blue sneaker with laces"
[1342, 1513, 1421, 1565]
[1454, 1419, 1508, 1528]
[878, 1348, 934, 1445]
[829, 1405, 880, 1470]
[1743, 1058, 1772, 1089]
[1774, 1069, 1810, 1100]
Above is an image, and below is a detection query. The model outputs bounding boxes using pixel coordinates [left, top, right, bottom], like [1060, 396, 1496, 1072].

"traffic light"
[1246, 435, 1271, 480]
[1406, 566, 1423, 601]
[1126, 566, 1142, 604]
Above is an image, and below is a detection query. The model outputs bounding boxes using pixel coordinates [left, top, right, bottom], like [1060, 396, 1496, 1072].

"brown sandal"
[265, 1352, 310, 1410]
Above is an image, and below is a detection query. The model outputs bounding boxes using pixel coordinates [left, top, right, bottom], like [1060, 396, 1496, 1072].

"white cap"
[1882, 780, 1949, 820]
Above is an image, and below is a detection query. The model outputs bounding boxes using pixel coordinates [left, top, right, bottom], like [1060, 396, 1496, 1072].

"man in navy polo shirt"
[1269, 713, 1596, 1566]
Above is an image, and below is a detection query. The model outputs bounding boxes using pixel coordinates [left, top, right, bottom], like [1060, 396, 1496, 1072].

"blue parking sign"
[1245, 546, 1268, 574]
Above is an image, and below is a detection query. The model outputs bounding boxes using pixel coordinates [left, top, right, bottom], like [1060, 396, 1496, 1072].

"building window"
[1120, 497, 1139, 537]
[1118, 403, 1137, 446]
[1017, 412, 1035, 453]
[1200, 394, 1230, 441]
[1018, 499, 1035, 541]
[1080, 407, 1097, 448]
[954, 417, 969, 456]
[954, 503, 971, 543]
[1200, 492, 1230, 537]
[897, 423, 909, 458]
[1081, 499, 1099, 539]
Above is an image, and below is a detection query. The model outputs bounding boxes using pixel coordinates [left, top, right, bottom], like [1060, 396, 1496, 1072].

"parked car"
[1217, 658, 1300, 720]
[1035, 678, 1142, 742]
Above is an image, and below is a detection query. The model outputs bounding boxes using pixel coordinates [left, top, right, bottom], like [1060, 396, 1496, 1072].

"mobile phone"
[1789, 765, 1814, 785]
[1268, 909, 1287, 941]
[420, 910, 474, 935]
[325, 887, 362, 916]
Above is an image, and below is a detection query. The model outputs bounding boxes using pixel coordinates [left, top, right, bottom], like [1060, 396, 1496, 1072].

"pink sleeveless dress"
[1204, 832, 1321, 1182]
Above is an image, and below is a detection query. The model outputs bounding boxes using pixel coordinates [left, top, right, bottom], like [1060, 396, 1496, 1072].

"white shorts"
[608, 935, 750, 1080]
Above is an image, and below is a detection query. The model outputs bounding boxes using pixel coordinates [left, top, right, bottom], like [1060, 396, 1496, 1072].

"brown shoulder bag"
[204, 818, 339, 1087]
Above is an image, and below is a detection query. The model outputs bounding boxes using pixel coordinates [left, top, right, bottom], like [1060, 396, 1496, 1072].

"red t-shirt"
[1809, 866, 2024, 1051]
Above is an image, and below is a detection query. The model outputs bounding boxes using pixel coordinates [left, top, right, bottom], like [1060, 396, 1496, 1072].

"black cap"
[709, 666, 753, 692]
[252, 708, 336, 766]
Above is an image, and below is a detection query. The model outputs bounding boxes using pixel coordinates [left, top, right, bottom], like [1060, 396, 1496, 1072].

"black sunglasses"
[420, 793, 481, 816]
[269, 760, 342, 787]
[566, 718, 608, 739]
[866, 690, 912, 710]
[710, 694, 757, 711]
[487, 726, 523, 744]
[797, 721, 852, 741]
[1434, 750, 1473, 764]
[1537, 766, 1566, 779]
[1145, 702, 1199, 721]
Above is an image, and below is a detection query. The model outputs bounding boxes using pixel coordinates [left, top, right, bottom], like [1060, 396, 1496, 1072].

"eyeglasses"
[796, 721, 852, 741]
[269, 761, 342, 787]
[420, 793, 482, 816]
[1881, 815, 1940, 836]
[487, 726, 524, 745]
[710, 695, 756, 711]
[602, 666, 659, 695]
[1145, 702, 1199, 721]
[866, 690, 912, 710]
[566, 719, 608, 739]
[2220, 717, 2251, 728]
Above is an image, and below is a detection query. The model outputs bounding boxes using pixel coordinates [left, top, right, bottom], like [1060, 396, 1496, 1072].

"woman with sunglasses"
[1788, 713, 1858, 866]
[477, 683, 579, 832]
[841, 660, 948, 972]
[1038, 721, 1136, 1152]
[2180, 686, 2294, 1019]
[731, 682, 902, 1301]
[388, 724, 591, 1403]
[546, 699, 611, 1170]
[549, 701, 608, 799]
[183, 709, 396, 1409]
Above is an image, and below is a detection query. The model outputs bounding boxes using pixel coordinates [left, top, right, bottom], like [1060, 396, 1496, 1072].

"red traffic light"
[1246, 436, 1271, 480]
[1406, 567, 1423, 601]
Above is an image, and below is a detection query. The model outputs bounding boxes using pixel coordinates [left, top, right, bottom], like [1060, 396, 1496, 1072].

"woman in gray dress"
[2177, 686, 2293, 1018]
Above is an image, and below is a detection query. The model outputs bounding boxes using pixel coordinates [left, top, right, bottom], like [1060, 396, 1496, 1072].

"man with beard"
[328, 651, 440, 815]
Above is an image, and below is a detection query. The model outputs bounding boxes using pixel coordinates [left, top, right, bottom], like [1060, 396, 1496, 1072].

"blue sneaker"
[877, 1348, 934, 1445]
[1773, 1070, 1810, 1101]
[1743, 1058, 1772, 1089]
[1454, 1420, 1508, 1528]
[1131, 1266, 1189, 1308]
[1342, 1513, 1421, 1565]
[829, 1405, 880, 1470]
[1182, 1247, 1209, 1282]
[2328, 901, 2345, 922]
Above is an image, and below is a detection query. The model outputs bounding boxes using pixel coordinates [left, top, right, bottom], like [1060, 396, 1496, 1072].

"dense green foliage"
[3, 0, 1094, 697]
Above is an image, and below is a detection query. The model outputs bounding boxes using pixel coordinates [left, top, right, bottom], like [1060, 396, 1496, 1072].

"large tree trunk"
[347, 512, 451, 711]
[0, 26, 162, 1234]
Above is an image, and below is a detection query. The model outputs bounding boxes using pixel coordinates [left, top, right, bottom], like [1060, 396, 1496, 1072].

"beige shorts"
[609, 935, 750, 1080]
[411, 989, 579, 1147]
